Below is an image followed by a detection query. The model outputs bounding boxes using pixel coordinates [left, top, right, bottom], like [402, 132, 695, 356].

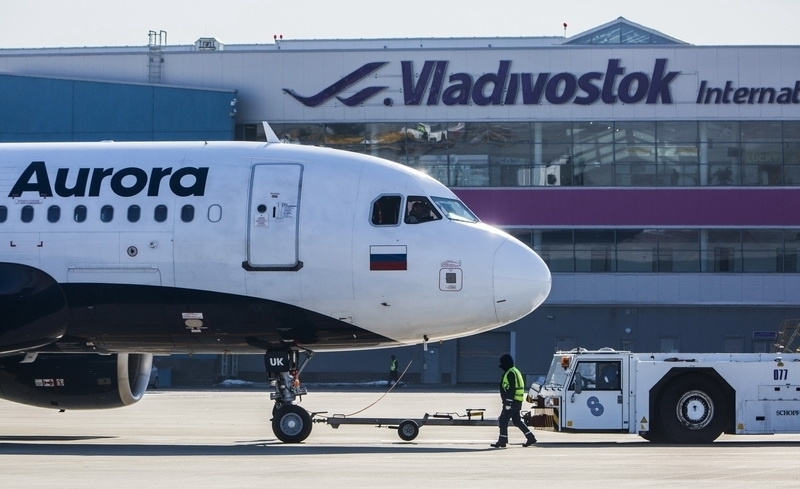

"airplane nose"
[493, 239, 552, 325]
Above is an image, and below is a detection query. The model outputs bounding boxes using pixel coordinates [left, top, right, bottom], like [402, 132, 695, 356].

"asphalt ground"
[1, 388, 799, 488]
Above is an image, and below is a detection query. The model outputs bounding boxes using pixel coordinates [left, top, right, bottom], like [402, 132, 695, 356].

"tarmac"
[1, 387, 799, 488]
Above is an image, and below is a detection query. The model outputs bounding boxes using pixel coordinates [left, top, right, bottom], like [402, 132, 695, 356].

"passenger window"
[0, 206, 7, 223]
[47, 205, 61, 223]
[154, 205, 168, 223]
[181, 205, 195, 222]
[100, 205, 114, 223]
[21, 205, 34, 223]
[371, 195, 401, 225]
[207, 204, 222, 223]
[74, 205, 87, 223]
[405, 196, 441, 224]
[127, 205, 141, 223]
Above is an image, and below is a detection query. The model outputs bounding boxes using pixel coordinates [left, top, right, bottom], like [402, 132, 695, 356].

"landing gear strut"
[265, 349, 314, 443]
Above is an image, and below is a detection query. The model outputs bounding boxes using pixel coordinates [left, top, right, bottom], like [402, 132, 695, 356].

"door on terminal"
[457, 332, 510, 383]
[246, 164, 303, 269]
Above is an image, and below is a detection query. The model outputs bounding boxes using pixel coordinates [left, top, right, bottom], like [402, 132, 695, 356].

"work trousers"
[498, 400, 528, 437]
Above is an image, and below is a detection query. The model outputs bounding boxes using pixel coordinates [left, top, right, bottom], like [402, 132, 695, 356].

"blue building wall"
[0, 74, 236, 142]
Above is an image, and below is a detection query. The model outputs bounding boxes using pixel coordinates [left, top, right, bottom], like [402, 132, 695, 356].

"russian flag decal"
[370, 245, 407, 271]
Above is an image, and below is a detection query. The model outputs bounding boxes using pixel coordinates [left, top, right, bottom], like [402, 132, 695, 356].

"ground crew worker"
[388, 354, 399, 386]
[491, 353, 537, 448]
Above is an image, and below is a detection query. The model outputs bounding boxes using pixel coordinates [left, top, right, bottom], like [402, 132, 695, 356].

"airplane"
[0, 132, 551, 443]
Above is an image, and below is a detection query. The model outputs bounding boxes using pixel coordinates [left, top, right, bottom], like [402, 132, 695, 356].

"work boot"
[490, 436, 508, 448]
[523, 434, 537, 447]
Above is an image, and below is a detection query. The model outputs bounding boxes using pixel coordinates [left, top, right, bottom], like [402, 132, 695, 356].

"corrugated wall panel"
[0, 74, 235, 142]
[457, 332, 510, 384]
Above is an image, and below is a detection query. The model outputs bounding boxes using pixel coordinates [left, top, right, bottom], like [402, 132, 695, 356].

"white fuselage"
[0, 141, 551, 354]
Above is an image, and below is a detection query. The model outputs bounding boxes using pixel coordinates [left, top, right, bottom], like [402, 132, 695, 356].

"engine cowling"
[0, 263, 69, 354]
[0, 352, 152, 409]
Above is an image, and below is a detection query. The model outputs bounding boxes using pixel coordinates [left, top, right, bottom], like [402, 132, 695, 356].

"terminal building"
[1, 18, 798, 384]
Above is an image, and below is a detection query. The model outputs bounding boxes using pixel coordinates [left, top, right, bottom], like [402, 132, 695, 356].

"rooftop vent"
[195, 38, 223, 51]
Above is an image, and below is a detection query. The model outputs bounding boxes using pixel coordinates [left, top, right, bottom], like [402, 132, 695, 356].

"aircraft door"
[245, 163, 303, 271]
[563, 361, 625, 430]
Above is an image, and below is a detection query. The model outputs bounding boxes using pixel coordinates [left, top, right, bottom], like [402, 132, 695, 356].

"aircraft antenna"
[262, 121, 281, 143]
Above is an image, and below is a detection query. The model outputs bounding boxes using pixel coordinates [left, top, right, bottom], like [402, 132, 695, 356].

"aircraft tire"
[272, 404, 312, 443]
[657, 374, 726, 444]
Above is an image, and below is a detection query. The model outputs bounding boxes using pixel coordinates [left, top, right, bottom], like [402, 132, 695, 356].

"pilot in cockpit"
[406, 201, 432, 224]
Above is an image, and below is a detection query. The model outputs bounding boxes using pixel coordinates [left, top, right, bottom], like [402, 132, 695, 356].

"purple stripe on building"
[454, 188, 800, 227]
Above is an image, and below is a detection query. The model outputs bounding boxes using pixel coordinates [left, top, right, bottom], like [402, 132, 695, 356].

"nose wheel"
[272, 403, 313, 443]
[266, 349, 314, 443]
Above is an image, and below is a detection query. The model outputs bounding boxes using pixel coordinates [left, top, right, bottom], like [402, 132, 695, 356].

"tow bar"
[314, 408, 497, 441]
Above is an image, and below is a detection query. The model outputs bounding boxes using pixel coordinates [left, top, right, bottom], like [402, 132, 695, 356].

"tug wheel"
[397, 420, 419, 441]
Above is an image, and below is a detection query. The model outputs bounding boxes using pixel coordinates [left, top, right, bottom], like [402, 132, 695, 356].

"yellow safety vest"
[502, 366, 525, 402]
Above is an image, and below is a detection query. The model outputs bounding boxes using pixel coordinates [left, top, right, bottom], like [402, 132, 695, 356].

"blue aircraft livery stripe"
[370, 245, 407, 271]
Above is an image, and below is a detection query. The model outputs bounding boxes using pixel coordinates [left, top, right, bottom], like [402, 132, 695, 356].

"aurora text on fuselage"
[8, 161, 209, 198]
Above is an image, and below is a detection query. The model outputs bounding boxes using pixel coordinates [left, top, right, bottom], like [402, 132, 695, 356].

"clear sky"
[1, 0, 797, 49]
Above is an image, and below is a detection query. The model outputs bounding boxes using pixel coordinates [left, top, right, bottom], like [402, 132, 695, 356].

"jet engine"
[0, 352, 152, 409]
[0, 263, 70, 354]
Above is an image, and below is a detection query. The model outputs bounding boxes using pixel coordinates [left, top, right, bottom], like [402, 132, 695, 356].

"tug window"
[405, 196, 441, 224]
[371, 195, 401, 226]
[570, 361, 621, 391]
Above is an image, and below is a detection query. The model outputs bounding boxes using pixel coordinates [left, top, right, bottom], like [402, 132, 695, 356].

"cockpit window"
[430, 196, 479, 223]
[371, 195, 401, 226]
[405, 196, 441, 224]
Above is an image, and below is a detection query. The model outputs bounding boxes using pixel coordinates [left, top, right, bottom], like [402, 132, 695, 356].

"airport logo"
[282, 59, 680, 108]
[8, 161, 209, 198]
[282, 61, 389, 107]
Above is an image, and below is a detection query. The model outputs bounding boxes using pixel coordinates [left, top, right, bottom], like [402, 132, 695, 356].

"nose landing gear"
[266, 349, 314, 443]
[272, 403, 312, 443]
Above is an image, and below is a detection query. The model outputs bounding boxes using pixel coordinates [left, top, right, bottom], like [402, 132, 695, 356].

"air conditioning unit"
[195, 38, 223, 51]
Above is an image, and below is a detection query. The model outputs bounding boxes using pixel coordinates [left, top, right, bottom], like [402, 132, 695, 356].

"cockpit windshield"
[374, 195, 478, 225]
[430, 196, 479, 223]
[404, 196, 441, 224]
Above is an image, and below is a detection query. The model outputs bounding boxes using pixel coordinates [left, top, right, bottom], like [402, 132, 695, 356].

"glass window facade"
[528, 228, 800, 273]
[246, 120, 800, 276]
[256, 120, 800, 188]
